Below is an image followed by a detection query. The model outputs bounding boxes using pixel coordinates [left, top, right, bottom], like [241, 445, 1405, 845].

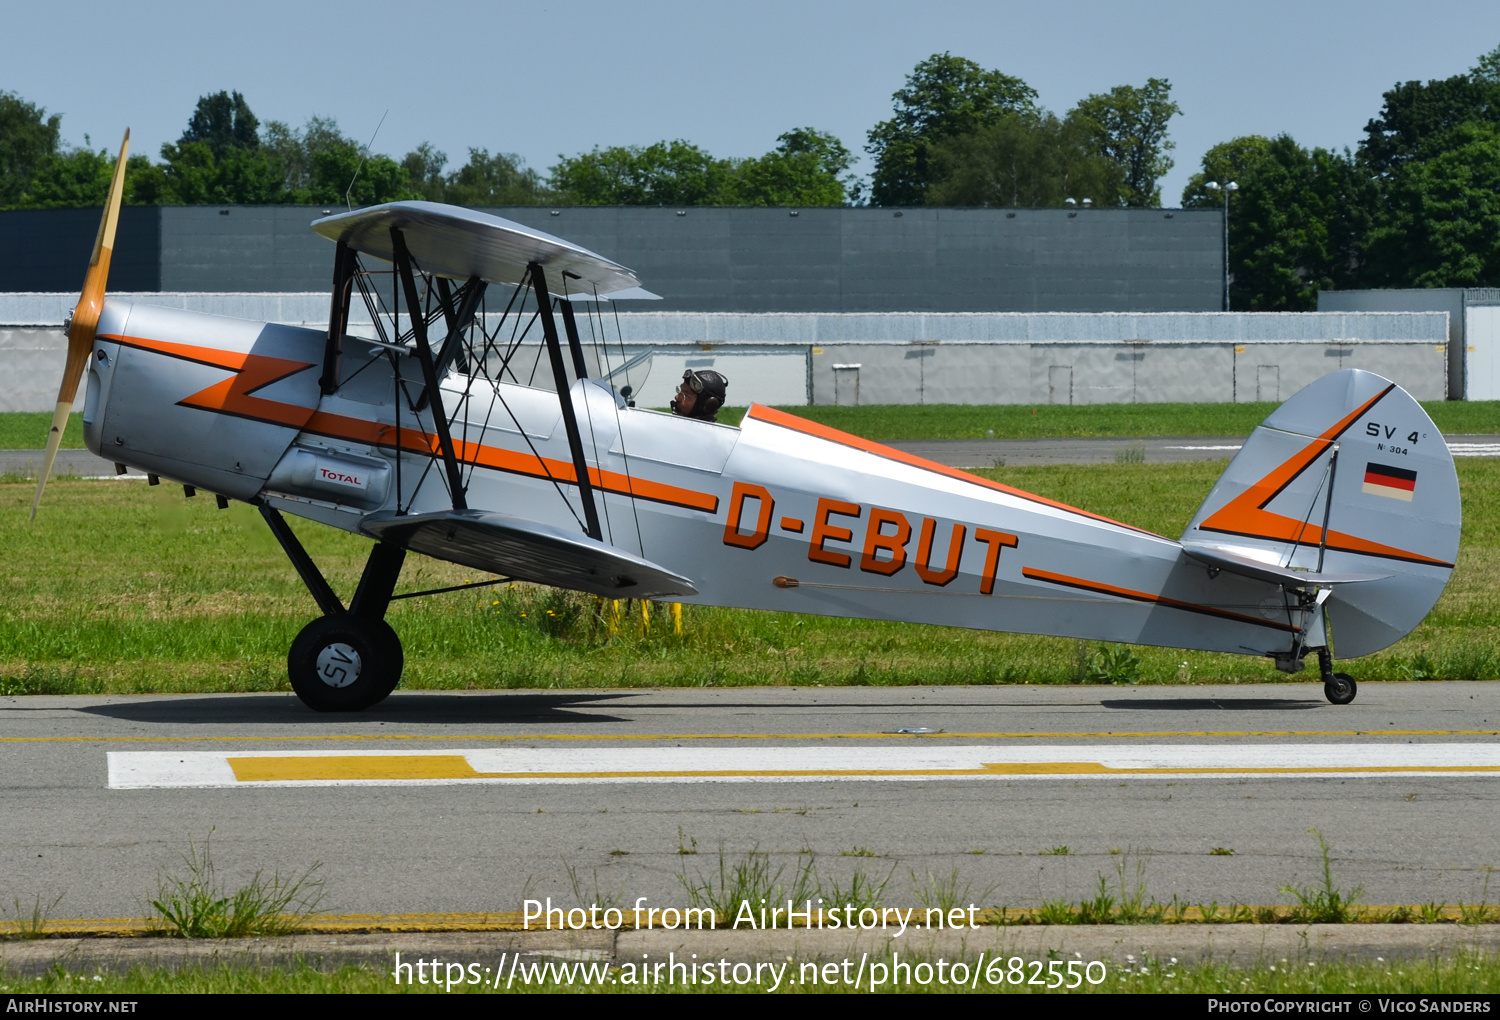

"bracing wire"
[603, 289, 648, 557]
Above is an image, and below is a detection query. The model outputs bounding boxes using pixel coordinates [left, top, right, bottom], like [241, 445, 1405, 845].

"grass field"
[2, 458, 1496, 695]
[7, 402, 1500, 451]
[715, 401, 1500, 439]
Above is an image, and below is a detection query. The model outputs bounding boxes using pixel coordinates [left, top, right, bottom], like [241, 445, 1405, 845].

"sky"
[5, 0, 1500, 206]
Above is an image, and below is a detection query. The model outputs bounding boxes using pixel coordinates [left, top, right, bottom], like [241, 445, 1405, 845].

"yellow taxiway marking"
[13, 728, 1500, 744]
[226, 753, 1500, 784]
[114, 744, 1500, 788]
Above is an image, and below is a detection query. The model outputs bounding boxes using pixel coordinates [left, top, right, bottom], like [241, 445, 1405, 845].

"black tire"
[288, 615, 403, 712]
[1324, 672, 1357, 706]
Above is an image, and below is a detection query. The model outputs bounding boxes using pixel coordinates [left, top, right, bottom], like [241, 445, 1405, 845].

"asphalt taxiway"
[2, 684, 1497, 923]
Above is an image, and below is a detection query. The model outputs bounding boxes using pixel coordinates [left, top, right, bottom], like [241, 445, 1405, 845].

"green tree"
[865, 53, 1038, 207]
[730, 128, 856, 206]
[1359, 72, 1500, 178]
[401, 142, 448, 202]
[18, 145, 162, 209]
[1363, 120, 1500, 288]
[178, 91, 260, 160]
[0, 91, 61, 208]
[1191, 135, 1371, 310]
[442, 148, 548, 206]
[550, 140, 734, 205]
[1180, 135, 1275, 207]
[1073, 78, 1180, 206]
[306, 144, 413, 206]
[1475, 43, 1500, 84]
[927, 110, 1124, 207]
[158, 141, 289, 204]
[260, 116, 349, 195]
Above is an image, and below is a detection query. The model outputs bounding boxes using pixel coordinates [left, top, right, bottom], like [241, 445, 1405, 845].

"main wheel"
[288, 614, 404, 712]
[1323, 672, 1357, 706]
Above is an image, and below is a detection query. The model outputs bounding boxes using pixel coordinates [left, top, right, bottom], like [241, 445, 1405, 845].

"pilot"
[670, 369, 728, 422]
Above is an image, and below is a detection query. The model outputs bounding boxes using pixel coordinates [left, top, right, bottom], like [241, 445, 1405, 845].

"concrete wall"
[0, 296, 1448, 412]
[2, 206, 1225, 314]
[1320, 289, 1466, 397]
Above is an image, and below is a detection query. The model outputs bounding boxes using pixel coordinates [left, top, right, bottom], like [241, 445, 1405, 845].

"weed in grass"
[1401, 652, 1436, 680]
[3, 892, 64, 940]
[146, 833, 323, 938]
[910, 866, 994, 915]
[677, 847, 817, 926]
[1076, 876, 1117, 924]
[1280, 829, 1364, 924]
[1458, 874, 1495, 925]
[563, 857, 625, 910]
[1036, 899, 1076, 925]
[1111, 853, 1164, 924]
[1085, 644, 1142, 684]
[822, 866, 895, 912]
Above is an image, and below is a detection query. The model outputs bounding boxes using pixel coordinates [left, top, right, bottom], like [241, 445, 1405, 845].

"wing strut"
[419, 274, 486, 411]
[557, 289, 589, 379]
[530, 262, 602, 541]
[392, 227, 468, 511]
[321, 239, 358, 395]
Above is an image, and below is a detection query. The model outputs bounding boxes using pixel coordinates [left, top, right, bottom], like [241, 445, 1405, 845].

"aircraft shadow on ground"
[75, 691, 639, 726]
[1099, 698, 1323, 711]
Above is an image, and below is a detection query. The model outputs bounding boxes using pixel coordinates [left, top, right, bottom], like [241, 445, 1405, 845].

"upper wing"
[311, 201, 639, 295]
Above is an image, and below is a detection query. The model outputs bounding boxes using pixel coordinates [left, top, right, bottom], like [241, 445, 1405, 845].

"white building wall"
[0, 296, 1451, 412]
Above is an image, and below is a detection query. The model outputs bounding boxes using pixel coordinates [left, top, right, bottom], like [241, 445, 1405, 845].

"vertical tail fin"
[1181, 369, 1459, 657]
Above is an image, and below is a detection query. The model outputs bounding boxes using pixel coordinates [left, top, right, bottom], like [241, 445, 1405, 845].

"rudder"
[1181, 369, 1459, 658]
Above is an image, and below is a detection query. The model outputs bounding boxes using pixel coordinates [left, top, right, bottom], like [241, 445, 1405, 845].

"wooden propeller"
[31, 129, 130, 520]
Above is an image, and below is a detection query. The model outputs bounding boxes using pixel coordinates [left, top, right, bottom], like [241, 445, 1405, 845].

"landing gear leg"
[260, 504, 407, 712]
[1318, 647, 1357, 706]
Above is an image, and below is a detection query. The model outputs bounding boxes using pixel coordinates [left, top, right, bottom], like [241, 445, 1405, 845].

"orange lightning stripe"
[104, 334, 717, 514]
[1195, 386, 1450, 567]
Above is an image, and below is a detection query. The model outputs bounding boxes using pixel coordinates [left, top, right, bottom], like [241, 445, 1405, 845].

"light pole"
[1204, 180, 1238, 311]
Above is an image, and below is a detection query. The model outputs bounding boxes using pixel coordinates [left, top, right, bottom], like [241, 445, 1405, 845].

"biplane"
[32, 134, 1461, 711]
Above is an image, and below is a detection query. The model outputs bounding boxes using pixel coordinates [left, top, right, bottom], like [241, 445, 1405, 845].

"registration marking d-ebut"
[106, 744, 1500, 789]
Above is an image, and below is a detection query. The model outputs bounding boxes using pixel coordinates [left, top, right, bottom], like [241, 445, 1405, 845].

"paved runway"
[3, 684, 1497, 921]
[4, 436, 1500, 477]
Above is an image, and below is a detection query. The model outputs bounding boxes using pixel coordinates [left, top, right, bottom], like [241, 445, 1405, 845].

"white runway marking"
[107, 744, 1500, 789]
[1449, 443, 1500, 458]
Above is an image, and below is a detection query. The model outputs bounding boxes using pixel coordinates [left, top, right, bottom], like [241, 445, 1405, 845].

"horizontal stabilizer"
[361, 509, 696, 600]
[1180, 543, 1389, 588]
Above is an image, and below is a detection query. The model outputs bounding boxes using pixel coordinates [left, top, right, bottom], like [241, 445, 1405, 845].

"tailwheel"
[1316, 647, 1357, 705]
[288, 614, 404, 712]
[1323, 672, 1357, 706]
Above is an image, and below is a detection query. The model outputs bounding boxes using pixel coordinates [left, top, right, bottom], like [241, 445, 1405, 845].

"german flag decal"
[1363, 462, 1417, 502]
